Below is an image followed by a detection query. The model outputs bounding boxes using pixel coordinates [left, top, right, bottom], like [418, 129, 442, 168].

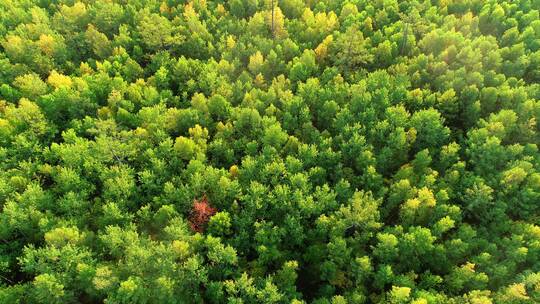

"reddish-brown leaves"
[188, 195, 216, 232]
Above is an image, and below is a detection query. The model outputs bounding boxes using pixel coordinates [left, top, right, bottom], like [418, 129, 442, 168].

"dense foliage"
[0, 0, 539, 303]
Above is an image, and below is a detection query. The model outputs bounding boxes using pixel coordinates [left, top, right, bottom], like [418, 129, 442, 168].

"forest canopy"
[0, 0, 539, 303]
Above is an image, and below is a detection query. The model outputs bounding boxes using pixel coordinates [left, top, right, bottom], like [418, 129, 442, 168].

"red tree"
[188, 195, 216, 232]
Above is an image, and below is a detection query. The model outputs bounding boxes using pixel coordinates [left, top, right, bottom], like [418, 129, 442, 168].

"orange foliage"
[188, 195, 216, 232]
